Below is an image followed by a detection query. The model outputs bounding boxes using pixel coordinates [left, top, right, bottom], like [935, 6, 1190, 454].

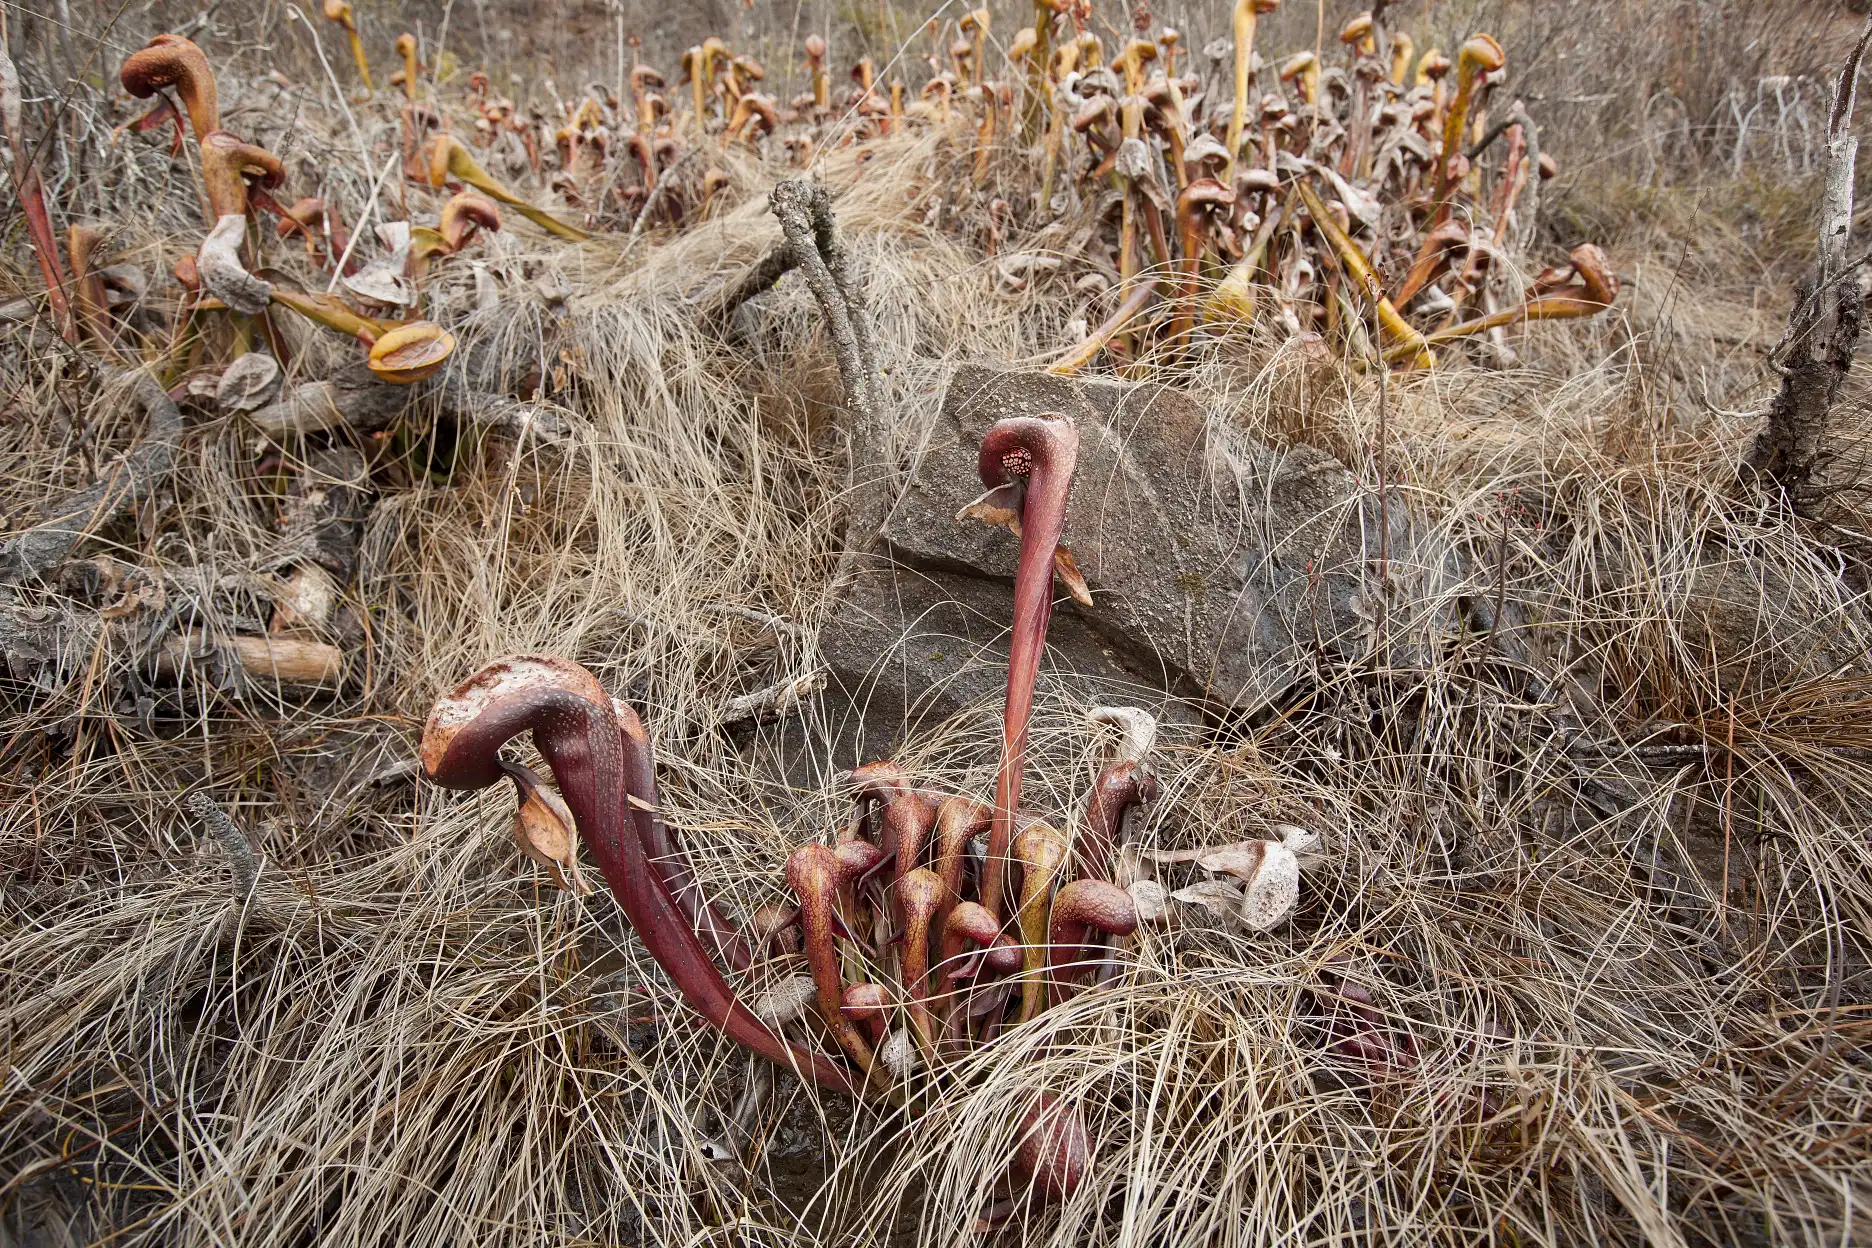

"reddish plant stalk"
[847, 761, 937, 886]
[1168, 177, 1235, 348]
[788, 842, 879, 1078]
[1014, 822, 1069, 1023]
[1, 47, 73, 339]
[937, 901, 1020, 1051]
[612, 702, 751, 971]
[423, 657, 855, 1093]
[1431, 36, 1505, 228]
[978, 416, 1080, 925]
[895, 867, 944, 1054]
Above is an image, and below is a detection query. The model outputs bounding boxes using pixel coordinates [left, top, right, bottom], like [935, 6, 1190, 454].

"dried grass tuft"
[3, 8, 1871, 1247]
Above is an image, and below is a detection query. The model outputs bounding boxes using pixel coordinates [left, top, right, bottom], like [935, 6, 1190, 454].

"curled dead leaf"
[1195, 840, 1273, 877]
[512, 782, 591, 893]
[1052, 543, 1092, 606]
[1114, 136, 1153, 181]
[197, 214, 272, 315]
[958, 485, 1092, 605]
[1184, 132, 1230, 170]
[342, 263, 417, 308]
[1089, 705, 1158, 765]
[956, 482, 1022, 531]
[1229, 841, 1299, 930]
[1274, 822, 1323, 858]
[1157, 837, 1301, 930]
[373, 219, 412, 255]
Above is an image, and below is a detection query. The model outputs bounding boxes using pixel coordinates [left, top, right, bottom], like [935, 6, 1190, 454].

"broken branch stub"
[1744, 11, 1872, 510]
[767, 183, 886, 514]
[183, 792, 261, 902]
[156, 631, 347, 689]
[718, 182, 887, 581]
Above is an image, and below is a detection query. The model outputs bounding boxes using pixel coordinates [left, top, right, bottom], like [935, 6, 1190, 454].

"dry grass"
[4, 3, 1872, 1246]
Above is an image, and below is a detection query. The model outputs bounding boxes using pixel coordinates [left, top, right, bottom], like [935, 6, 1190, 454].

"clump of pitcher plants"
[71, 7, 1613, 393]
[419, 410, 1318, 1219]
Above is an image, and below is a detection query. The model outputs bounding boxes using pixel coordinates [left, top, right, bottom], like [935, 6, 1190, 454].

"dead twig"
[766, 180, 882, 437]
[719, 667, 826, 725]
[756, 180, 890, 582]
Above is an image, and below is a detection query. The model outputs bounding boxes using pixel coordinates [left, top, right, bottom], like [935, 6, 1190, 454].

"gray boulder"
[818, 365, 1462, 754]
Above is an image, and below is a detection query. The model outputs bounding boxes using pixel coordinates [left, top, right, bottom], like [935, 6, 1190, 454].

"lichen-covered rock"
[819, 364, 1462, 751]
